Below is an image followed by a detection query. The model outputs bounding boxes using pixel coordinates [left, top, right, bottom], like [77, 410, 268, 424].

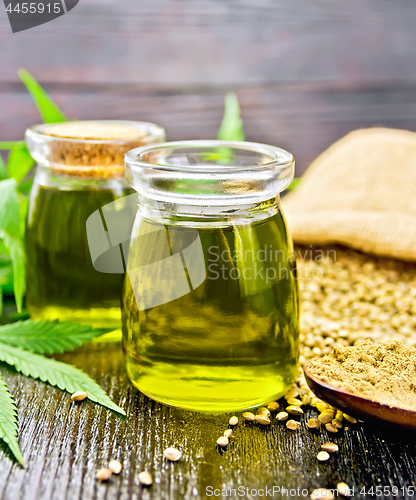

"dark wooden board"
[1, 339, 416, 500]
[2, 0, 416, 175]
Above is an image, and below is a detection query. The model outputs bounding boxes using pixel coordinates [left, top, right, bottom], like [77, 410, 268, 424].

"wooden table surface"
[2, 0, 416, 177]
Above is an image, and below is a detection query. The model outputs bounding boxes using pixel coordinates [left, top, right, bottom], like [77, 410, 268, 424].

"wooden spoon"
[303, 362, 416, 429]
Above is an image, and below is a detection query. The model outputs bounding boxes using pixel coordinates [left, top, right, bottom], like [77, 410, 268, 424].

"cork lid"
[43, 121, 147, 141]
[26, 120, 166, 180]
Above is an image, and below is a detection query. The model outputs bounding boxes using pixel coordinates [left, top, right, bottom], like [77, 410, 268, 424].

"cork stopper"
[41, 121, 151, 179]
[43, 122, 147, 141]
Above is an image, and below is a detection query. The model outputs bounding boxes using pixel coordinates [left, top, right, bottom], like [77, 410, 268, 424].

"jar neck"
[33, 164, 129, 191]
[136, 194, 281, 228]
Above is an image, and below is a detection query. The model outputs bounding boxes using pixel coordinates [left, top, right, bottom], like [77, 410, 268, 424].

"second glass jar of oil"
[122, 140, 299, 412]
[25, 121, 165, 327]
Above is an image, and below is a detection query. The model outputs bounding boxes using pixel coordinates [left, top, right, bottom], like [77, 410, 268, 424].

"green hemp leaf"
[0, 372, 24, 465]
[0, 342, 125, 416]
[0, 319, 114, 354]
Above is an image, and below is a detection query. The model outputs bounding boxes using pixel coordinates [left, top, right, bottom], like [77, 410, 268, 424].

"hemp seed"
[138, 471, 153, 486]
[242, 412, 255, 422]
[321, 442, 339, 453]
[316, 451, 330, 462]
[229, 416, 239, 426]
[337, 482, 351, 496]
[276, 411, 289, 421]
[316, 403, 330, 412]
[96, 468, 112, 481]
[343, 414, 357, 424]
[325, 424, 339, 433]
[310, 488, 335, 500]
[108, 460, 122, 474]
[318, 413, 333, 424]
[224, 429, 233, 439]
[286, 405, 303, 416]
[71, 391, 88, 402]
[286, 419, 301, 430]
[216, 436, 229, 447]
[267, 402, 280, 412]
[307, 418, 320, 429]
[302, 394, 311, 406]
[255, 415, 271, 425]
[257, 407, 271, 418]
[163, 447, 182, 461]
[286, 398, 303, 406]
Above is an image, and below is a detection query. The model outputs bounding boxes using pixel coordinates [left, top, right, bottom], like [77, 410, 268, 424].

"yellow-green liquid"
[122, 208, 299, 412]
[26, 184, 132, 328]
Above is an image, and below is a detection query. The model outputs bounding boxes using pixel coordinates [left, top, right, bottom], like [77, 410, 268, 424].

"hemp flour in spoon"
[306, 340, 416, 412]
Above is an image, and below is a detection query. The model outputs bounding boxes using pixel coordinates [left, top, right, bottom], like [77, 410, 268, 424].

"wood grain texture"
[2, 0, 416, 175]
[2, 81, 416, 176]
[1, 0, 416, 84]
[1, 339, 416, 500]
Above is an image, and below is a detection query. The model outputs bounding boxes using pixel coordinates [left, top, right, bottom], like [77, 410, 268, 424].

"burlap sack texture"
[282, 128, 416, 261]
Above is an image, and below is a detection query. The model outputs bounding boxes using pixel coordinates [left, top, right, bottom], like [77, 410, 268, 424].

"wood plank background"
[1, 0, 416, 174]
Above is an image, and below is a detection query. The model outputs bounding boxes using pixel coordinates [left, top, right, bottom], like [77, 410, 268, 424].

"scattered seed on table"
[163, 447, 182, 461]
[242, 412, 255, 422]
[310, 488, 335, 500]
[138, 471, 153, 486]
[257, 407, 271, 417]
[286, 405, 303, 416]
[337, 482, 351, 496]
[307, 418, 320, 429]
[286, 419, 301, 430]
[229, 416, 238, 426]
[276, 411, 289, 421]
[321, 442, 339, 453]
[302, 394, 311, 406]
[71, 391, 88, 402]
[332, 418, 343, 429]
[317, 451, 330, 462]
[267, 402, 279, 412]
[255, 415, 271, 425]
[343, 414, 357, 424]
[108, 460, 122, 474]
[325, 424, 338, 433]
[318, 413, 333, 424]
[335, 410, 343, 421]
[217, 436, 229, 447]
[224, 429, 233, 438]
[96, 468, 112, 481]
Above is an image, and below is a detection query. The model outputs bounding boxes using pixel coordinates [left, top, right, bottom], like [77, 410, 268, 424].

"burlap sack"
[282, 128, 416, 261]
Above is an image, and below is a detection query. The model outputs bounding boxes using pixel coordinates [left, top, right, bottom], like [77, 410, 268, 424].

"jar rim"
[26, 120, 166, 145]
[124, 140, 294, 174]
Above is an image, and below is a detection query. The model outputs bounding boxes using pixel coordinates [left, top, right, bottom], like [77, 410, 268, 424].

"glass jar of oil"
[122, 140, 299, 412]
[25, 121, 165, 328]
